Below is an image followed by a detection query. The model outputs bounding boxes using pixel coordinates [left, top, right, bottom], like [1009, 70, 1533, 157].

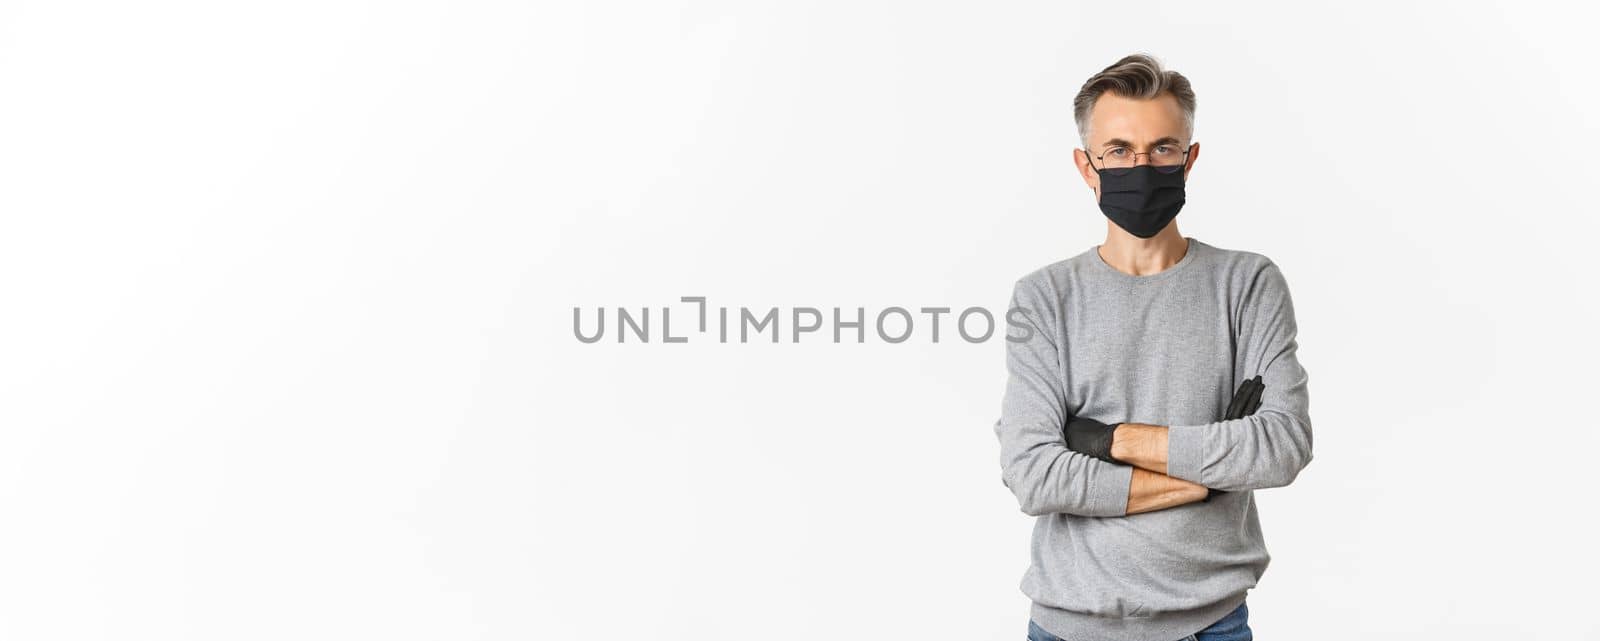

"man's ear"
[1073, 148, 1100, 196]
[1182, 142, 1200, 180]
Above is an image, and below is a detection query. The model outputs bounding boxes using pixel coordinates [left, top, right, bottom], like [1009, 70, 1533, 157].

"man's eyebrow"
[1100, 136, 1184, 149]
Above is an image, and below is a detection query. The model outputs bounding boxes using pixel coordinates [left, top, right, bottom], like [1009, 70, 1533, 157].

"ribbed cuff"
[1165, 423, 1208, 486]
[1090, 461, 1136, 517]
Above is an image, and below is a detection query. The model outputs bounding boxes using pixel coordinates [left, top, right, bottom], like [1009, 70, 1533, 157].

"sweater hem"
[1029, 592, 1247, 641]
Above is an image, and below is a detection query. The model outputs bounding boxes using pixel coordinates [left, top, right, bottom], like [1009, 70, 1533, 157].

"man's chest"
[1055, 282, 1237, 425]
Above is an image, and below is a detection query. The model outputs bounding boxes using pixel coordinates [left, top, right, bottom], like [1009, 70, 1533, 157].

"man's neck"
[1096, 227, 1189, 277]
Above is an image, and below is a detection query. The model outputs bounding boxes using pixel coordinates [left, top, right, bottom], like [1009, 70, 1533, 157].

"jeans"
[1026, 601, 1250, 641]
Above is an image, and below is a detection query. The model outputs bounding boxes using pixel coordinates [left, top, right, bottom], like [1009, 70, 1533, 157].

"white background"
[2, 1, 1597, 639]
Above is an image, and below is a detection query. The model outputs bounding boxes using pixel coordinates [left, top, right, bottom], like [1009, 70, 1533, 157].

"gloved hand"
[1063, 415, 1121, 464]
[1224, 374, 1264, 421]
[1205, 375, 1264, 502]
[1064, 374, 1266, 491]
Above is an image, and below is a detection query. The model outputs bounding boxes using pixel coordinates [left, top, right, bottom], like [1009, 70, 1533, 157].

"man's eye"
[1154, 145, 1175, 155]
[1106, 148, 1129, 157]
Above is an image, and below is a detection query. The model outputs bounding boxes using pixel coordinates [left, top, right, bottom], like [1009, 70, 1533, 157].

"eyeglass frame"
[1084, 141, 1197, 175]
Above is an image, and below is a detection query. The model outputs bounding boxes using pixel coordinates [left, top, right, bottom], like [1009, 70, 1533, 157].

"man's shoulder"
[1193, 238, 1284, 280]
[1194, 239, 1300, 307]
[1190, 237, 1268, 264]
[1011, 246, 1099, 291]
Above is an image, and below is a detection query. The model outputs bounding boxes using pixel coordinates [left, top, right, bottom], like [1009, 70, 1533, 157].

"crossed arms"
[993, 263, 1313, 517]
[1071, 377, 1262, 513]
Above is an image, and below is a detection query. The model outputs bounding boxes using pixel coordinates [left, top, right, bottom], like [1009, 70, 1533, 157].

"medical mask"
[1095, 164, 1186, 238]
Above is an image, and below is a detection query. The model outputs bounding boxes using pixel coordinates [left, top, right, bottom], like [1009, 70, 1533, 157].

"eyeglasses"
[1086, 142, 1195, 176]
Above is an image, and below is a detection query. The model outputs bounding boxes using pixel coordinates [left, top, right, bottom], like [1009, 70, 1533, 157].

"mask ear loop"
[1083, 149, 1105, 176]
[1083, 149, 1102, 193]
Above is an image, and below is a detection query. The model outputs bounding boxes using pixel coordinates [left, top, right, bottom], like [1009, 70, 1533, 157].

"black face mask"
[1094, 164, 1186, 238]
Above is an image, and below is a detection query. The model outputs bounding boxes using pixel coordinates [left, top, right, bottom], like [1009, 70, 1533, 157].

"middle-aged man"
[992, 54, 1314, 641]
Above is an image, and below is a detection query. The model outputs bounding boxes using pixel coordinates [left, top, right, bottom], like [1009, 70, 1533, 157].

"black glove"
[1205, 375, 1264, 502]
[1063, 415, 1120, 464]
[1224, 374, 1264, 422]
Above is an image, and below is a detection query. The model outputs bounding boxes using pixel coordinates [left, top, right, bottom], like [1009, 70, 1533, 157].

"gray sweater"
[993, 236, 1313, 641]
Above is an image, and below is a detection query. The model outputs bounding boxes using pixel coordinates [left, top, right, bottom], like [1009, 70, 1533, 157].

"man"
[993, 54, 1313, 641]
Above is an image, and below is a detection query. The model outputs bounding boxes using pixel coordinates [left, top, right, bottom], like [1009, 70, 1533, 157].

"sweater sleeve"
[1165, 260, 1314, 491]
[993, 277, 1134, 517]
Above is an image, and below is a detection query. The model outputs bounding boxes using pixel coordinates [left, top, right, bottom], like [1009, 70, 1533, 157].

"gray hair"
[1073, 53, 1196, 145]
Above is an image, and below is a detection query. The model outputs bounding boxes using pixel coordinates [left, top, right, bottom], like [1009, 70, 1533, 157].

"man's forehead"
[1086, 92, 1189, 145]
